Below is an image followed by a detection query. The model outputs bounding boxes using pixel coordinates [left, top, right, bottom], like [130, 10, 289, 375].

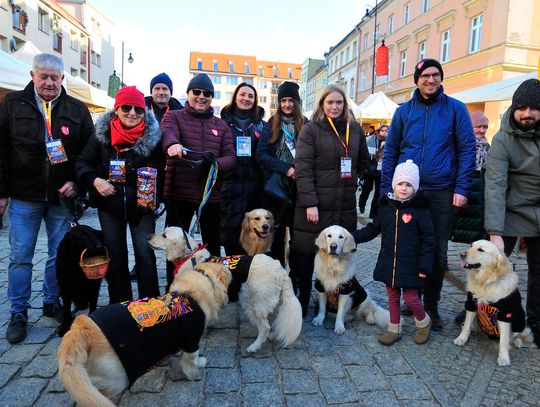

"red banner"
[375, 42, 389, 76]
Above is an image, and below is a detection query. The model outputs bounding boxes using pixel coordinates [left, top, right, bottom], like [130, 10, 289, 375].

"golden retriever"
[148, 226, 302, 353]
[57, 262, 231, 407]
[312, 225, 389, 334]
[454, 239, 532, 366]
[239, 208, 275, 256]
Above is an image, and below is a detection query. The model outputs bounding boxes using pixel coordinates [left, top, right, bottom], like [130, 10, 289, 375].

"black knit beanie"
[186, 74, 214, 94]
[277, 81, 301, 103]
[414, 58, 444, 85]
[150, 72, 173, 94]
[511, 79, 540, 111]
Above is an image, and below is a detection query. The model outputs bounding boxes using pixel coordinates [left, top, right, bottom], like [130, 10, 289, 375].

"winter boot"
[378, 322, 401, 346]
[414, 314, 432, 344]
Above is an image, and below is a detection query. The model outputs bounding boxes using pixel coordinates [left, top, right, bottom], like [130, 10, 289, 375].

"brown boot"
[414, 315, 431, 344]
[378, 323, 401, 346]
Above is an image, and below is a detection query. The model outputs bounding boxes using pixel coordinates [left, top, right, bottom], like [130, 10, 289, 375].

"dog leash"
[172, 241, 208, 277]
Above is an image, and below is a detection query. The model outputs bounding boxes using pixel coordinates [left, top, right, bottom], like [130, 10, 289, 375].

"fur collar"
[94, 110, 162, 157]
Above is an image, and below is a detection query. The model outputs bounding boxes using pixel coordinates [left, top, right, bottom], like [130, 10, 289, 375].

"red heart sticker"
[402, 213, 412, 223]
[61, 125, 69, 136]
[211, 129, 219, 136]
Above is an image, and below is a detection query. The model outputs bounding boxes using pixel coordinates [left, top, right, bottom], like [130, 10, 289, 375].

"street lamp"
[121, 41, 134, 87]
[365, 0, 379, 94]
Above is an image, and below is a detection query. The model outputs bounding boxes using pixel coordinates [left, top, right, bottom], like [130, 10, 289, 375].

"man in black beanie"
[485, 78, 540, 347]
[382, 58, 476, 331]
[146, 72, 183, 123]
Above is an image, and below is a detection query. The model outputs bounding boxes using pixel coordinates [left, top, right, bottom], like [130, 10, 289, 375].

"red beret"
[114, 86, 145, 111]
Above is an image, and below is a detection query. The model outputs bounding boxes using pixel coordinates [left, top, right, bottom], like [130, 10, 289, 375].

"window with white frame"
[229, 60, 234, 73]
[346, 46, 351, 62]
[225, 92, 233, 100]
[469, 14, 482, 53]
[418, 41, 426, 61]
[70, 31, 78, 50]
[258, 80, 267, 88]
[38, 8, 49, 34]
[273, 66, 278, 77]
[388, 15, 394, 34]
[400, 50, 407, 78]
[197, 57, 202, 70]
[258, 65, 263, 76]
[340, 51, 344, 67]
[375, 24, 380, 41]
[244, 61, 250, 73]
[360, 70, 366, 91]
[352, 41, 358, 58]
[259, 96, 267, 103]
[403, 3, 410, 25]
[364, 33, 369, 50]
[350, 78, 355, 98]
[330, 60, 334, 74]
[440, 30, 451, 63]
[212, 76, 221, 84]
[214, 91, 221, 100]
[226, 76, 238, 85]
[213, 59, 218, 71]
[422, 0, 429, 13]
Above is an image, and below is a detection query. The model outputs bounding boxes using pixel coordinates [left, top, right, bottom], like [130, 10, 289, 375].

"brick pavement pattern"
[0, 208, 539, 406]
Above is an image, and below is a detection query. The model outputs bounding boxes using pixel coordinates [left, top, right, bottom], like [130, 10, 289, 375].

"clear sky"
[89, 0, 369, 97]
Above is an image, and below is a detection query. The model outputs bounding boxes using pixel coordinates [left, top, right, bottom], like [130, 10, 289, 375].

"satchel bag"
[264, 172, 291, 204]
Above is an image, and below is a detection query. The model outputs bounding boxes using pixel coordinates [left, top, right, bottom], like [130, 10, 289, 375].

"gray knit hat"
[186, 74, 214, 94]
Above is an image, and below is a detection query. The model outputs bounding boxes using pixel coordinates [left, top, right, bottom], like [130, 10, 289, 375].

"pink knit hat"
[392, 159, 420, 192]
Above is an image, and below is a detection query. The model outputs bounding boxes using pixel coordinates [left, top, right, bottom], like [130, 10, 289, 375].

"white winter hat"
[392, 159, 420, 192]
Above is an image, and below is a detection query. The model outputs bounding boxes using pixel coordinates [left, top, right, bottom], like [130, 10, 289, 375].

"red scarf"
[110, 116, 146, 149]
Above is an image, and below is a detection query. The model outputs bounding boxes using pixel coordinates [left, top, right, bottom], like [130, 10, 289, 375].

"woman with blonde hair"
[292, 85, 369, 316]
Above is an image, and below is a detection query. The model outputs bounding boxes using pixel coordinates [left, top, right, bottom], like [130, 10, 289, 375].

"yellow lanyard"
[41, 100, 53, 139]
[327, 117, 350, 157]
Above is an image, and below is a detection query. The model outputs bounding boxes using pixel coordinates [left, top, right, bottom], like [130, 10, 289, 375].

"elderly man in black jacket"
[0, 53, 93, 344]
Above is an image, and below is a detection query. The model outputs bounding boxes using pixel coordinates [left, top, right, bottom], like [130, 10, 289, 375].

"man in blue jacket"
[381, 58, 475, 331]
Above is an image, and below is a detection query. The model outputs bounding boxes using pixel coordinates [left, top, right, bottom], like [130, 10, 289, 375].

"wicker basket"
[79, 247, 110, 280]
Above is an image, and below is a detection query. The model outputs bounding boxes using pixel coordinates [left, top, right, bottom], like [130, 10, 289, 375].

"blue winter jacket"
[381, 88, 475, 196]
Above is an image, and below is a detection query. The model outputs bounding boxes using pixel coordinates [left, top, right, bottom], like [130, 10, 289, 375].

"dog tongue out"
[460, 259, 481, 269]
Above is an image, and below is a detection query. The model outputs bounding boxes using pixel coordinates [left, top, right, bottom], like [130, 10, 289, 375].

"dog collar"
[172, 243, 208, 277]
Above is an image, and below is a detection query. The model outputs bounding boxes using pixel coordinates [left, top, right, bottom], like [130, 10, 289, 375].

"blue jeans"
[8, 199, 69, 314]
[98, 209, 159, 303]
[417, 189, 455, 311]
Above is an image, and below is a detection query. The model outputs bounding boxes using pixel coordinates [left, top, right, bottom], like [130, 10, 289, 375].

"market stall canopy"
[353, 92, 398, 124]
[0, 49, 30, 98]
[449, 71, 538, 104]
[12, 41, 113, 111]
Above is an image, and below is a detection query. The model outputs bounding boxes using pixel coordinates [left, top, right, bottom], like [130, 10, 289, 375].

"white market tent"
[449, 71, 538, 104]
[353, 91, 399, 124]
[0, 49, 30, 96]
[11, 41, 113, 111]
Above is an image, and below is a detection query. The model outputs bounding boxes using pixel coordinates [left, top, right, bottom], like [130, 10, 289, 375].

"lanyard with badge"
[327, 117, 351, 179]
[109, 146, 134, 184]
[280, 124, 296, 158]
[43, 100, 68, 164]
[235, 123, 253, 157]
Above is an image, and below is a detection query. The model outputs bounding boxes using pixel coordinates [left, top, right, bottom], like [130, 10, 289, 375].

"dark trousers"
[290, 251, 315, 317]
[165, 201, 221, 288]
[358, 173, 381, 218]
[503, 236, 540, 325]
[417, 189, 455, 311]
[98, 210, 159, 303]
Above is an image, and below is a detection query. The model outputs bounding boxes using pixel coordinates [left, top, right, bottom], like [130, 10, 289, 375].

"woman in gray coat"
[291, 85, 369, 316]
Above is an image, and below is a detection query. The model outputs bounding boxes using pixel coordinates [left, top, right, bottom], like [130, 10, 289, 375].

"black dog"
[56, 225, 105, 336]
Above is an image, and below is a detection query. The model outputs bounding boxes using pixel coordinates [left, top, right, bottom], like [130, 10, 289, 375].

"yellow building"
[189, 51, 301, 119]
[355, 0, 540, 138]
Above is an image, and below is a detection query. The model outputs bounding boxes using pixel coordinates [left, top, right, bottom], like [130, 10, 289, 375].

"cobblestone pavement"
[0, 208, 539, 406]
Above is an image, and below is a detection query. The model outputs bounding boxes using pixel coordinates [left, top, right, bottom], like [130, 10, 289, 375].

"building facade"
[300, 58, 324, 112]
[0, 0, 115, 92]
[326, 27, 360, 102]
[189, 51, 301, 119]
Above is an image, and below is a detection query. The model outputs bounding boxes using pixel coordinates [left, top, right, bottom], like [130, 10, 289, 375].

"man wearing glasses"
[0, 53, 94, 343]
[161, 74, 236, 289]
[381, 58, 475, 331]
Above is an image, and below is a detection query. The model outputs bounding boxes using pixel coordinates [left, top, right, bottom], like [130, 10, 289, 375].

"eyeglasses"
[192, 89, 214, 98]
[419, 72, 441, 80]
[120, 105, 145, 115]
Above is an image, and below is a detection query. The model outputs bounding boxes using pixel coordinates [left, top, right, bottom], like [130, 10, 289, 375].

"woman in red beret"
[76, 86, 164, 303]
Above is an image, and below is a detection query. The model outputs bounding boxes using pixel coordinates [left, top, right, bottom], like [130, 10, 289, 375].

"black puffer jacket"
[0, 82, 94, 202]
[353, 195, 435, 288]
[75, 110, 163, 219]
[219, 106, 266, 247]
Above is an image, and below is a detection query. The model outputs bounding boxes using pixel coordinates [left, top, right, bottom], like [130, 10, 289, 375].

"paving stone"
[347, 365, 390, 392]
[205, 368, 241, 393]
[0, 364, 19, 388]
[39, 336, 62, 356]
[206, 346, 237, 368]
[275, 348, 311, 370]
[359, 390, 400, 407]
[0, 338, 11, 356]
[304, 336, 338, 357]
[241, 383, 284, 406]
[282, 369, 318, 394]
[374, 350, 414, 375]
[0, 344, 42, 364]
[337, 344, 374, 366]
[240, 357, 279, 383]
[206, 328, 238, 348]
[130, 367, 167, 393]
[389, 375, 432, 400]
[311, 355, 347, 378]
[34, 391, 74, 407]
[285, 394, 327, 407]
[20, 354, 58, 378]
[0, 377, 48, 406]
[319, 378, 359, 404]
[45, 376, 66, 393]
[204, 393, 242, 407]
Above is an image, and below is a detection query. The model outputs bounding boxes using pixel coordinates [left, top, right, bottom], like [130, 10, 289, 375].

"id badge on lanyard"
[340, 157, 352, 179]
[236, 136, 251, 157]
[327, 117, 352, 179]
[109, 160, 126, 183]
[46, 140, 68, 164]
